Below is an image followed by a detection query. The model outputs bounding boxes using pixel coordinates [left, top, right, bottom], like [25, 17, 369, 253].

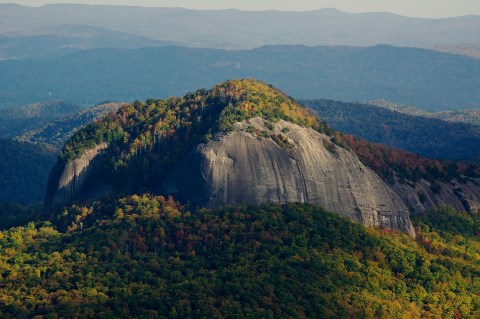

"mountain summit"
[45, 79, 415, 236]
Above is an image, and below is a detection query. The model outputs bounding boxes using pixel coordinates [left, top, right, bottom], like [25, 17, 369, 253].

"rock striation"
[44, 143, 108, 208]
[392, 178, 480, 215]
[161, 118, 416, 236]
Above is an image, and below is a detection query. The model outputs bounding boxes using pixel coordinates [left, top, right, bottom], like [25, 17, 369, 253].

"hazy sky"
[1, 0, 480, 18]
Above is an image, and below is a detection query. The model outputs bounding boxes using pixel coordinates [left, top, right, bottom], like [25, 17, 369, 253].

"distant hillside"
[431, 43, 480, 59]
[302, 99, 480, 161]
[0, 100, 80, 136]
[1, 4, 480, 50]
[0, 25, 177, 60]
[16, 102, 124, 149]
[0, 138, 56, 205]
[365, 100, 480, 127]
[1, 45, 479, 110]
[431, 109, 480, 127]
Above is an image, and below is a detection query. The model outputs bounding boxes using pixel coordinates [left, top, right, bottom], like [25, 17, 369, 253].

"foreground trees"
[0, 195, 479, 318]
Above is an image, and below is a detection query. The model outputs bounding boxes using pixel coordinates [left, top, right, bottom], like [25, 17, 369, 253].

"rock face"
[392, 178, 480, 214]
[44, 143, 108, 208]
[161, 118, 416, 236]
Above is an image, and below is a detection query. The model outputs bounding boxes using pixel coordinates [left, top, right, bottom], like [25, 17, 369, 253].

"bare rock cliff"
[392, 178, 480, 214]
[161, 118, 416, 236]
[44, 143, 108, 208]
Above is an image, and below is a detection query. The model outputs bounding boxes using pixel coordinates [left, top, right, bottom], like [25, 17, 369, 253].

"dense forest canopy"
[0, 195, 479, 318]
[0, 138, 56, 205]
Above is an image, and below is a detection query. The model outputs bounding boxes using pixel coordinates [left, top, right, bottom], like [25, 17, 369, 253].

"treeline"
[0, 194, 478, 317]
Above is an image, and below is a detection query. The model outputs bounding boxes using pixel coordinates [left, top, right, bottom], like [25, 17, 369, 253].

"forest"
[0, 194, 478, 318]
[0, 138, 56, 204]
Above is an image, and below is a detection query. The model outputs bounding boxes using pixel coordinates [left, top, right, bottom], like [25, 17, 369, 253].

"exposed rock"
[393, 178, 480, 214]
[44, 116, 480, 238]
[44, 143, 108, 208]
[161, 118, 416, 236]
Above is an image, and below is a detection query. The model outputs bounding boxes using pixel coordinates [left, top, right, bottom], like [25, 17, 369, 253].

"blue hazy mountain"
[0, 45, 479, 110]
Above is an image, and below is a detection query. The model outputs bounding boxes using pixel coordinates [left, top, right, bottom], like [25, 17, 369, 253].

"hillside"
[0, 45, 479, 110]
[431, 43, 480, 59]
[0, 100, 81, 137]
[1, 4, 480, 50]
[0, 195, 479, 317]
[15, 102, 124, 149]
[364, 100, 480, 127]
[0, 25, 176, 60]
[301, 99, 480, 161]
[0, 138, 57, 205]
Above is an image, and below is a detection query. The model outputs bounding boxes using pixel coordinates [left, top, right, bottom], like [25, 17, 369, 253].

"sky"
[1, 0, 480, 18]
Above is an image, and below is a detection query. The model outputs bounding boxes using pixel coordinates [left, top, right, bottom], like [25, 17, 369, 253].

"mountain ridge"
[1, 45, 479, 110]
[1, 4, 479, 50]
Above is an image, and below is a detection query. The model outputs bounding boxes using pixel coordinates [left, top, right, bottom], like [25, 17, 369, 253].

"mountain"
[0, 100, 81, 137]
[301, 99, 480, 161]
[1, 45, 479, 110]
[0, 138, 57, 205]
[0, 25, 177, 60]
[1, 4, 480, 50]
[2, 196, 479, 317]
[45, 80, 480, 222]
[44, 79, 415, 236]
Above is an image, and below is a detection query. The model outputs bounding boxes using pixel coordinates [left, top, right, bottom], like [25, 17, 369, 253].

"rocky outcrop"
[44, 116, 480, 238]
[392, 178, 480, 214]
[44, 143, 108, 208]
[161, 118, 416, 236]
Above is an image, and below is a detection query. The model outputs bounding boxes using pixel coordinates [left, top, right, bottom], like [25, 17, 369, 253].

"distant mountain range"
[1, 4, 479, 51]
[1, 45, 479, 110]
[0, 24, 177, 60]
